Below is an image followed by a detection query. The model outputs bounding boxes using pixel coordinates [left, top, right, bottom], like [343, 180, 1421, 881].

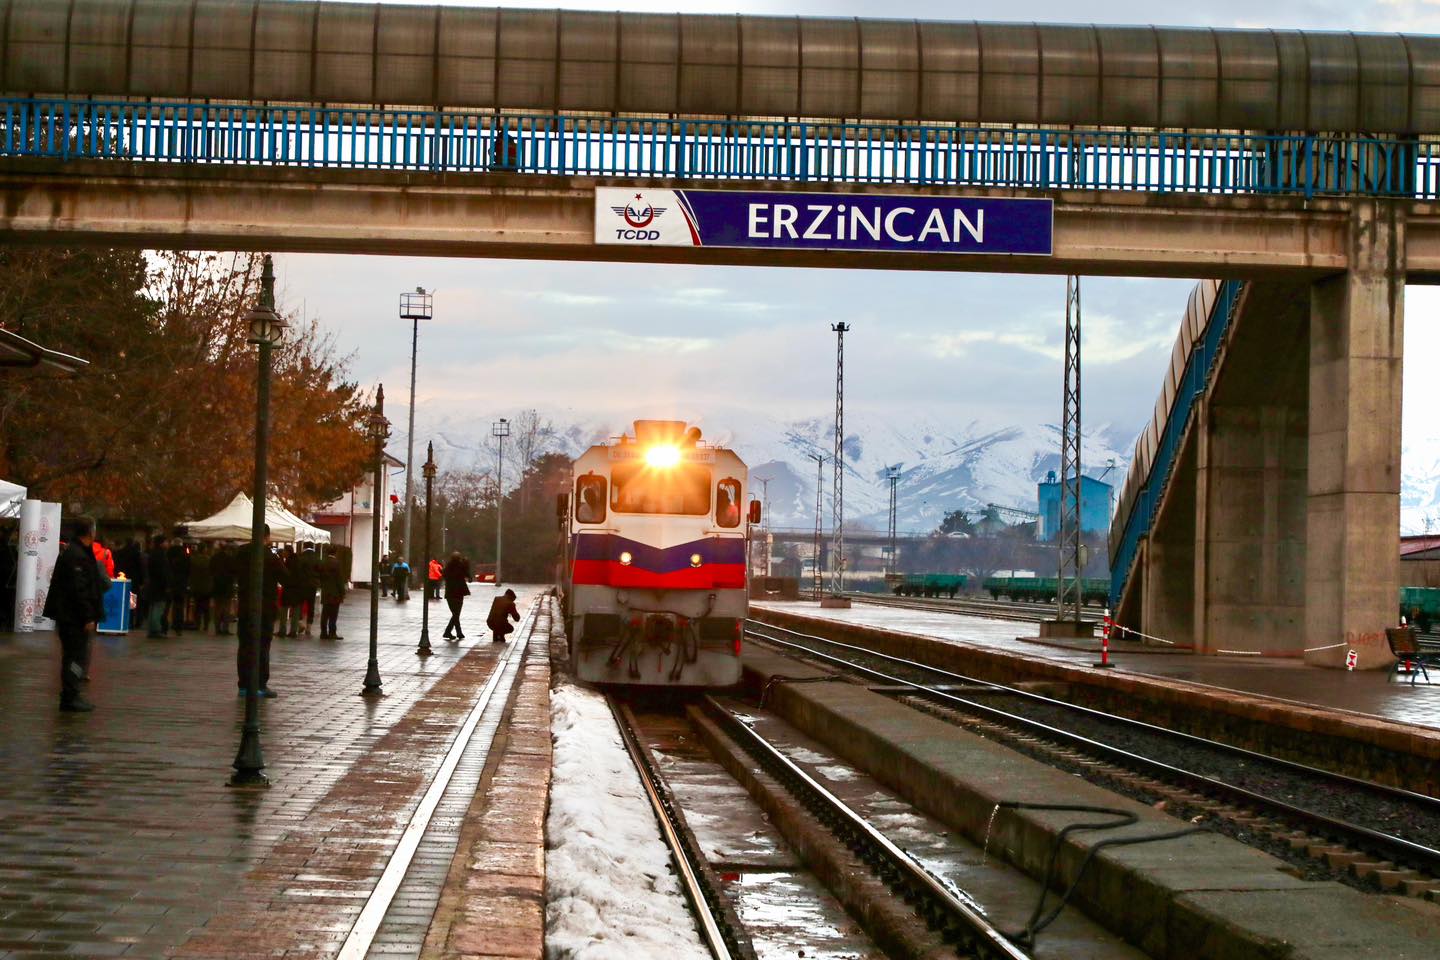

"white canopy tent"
[183, 493, 330, 544]
[0, 479, 26, 520]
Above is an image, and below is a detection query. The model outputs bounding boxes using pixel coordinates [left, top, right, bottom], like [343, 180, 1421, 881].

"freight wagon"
[890, 573, 968, 598]
[984, 575, 1110, 606]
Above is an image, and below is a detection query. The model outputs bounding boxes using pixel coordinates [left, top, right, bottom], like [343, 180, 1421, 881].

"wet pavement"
[753, 601, 1440, 731]
[0, 585, 544, 960]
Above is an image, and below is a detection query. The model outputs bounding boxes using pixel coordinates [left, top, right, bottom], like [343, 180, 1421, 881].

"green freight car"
[983, 575, 1110, 606]
[891, 573, 968, 598]
[1400, 587, 1440, 632]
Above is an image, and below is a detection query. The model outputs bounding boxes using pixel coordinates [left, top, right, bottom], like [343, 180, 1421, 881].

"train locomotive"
[557, 420, 756, 686]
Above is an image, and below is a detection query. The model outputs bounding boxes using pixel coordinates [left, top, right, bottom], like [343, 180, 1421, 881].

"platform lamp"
[362, 386, 390, 698]
[493, 418, 510, 583]
[230, 254, 285, 789]
[399, 287, 433, 586]
[417, 442, 437, 657]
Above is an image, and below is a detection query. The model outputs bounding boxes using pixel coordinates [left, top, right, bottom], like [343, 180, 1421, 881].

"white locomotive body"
[558, 420, 751, 686]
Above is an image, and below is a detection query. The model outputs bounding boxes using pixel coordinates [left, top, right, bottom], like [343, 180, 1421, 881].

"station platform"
[752, 599, 1440, 731]
[0, 585, 553, 960]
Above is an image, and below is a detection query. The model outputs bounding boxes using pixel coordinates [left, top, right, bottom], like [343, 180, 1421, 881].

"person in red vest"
[427, 558, 443, 601]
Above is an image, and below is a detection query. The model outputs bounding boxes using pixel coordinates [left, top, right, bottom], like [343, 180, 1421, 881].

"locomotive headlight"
[645, 444, 681, 468]
[690, 553, 703, 568]
[619, 551, 633, 566]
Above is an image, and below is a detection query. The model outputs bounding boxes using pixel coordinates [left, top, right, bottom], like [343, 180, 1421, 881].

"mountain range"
[407, 405, 1134, 534]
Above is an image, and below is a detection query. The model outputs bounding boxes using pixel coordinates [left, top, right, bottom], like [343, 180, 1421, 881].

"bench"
[1386, 626, 1440, 684]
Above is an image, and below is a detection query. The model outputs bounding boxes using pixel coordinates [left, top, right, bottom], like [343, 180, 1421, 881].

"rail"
[1108, 280, 1245, 610]
[701, 695, 1032, 960]
[607, 696, 752, 960]
[1, 97, 1436, 200]
[744, 619, 1440, 876]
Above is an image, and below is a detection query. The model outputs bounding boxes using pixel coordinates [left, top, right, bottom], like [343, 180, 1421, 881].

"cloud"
[521, 291, 616, 307]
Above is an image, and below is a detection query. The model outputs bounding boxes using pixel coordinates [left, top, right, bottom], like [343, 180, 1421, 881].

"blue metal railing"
[1109, 280, 1245, 611]
[1, 97, 1436, 199]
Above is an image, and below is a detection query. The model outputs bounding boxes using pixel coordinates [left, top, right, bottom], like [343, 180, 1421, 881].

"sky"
[272, 0, 1440, 474]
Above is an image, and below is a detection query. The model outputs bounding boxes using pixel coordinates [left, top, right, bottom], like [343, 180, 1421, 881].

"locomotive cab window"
[716, 478, 742, 528]
[575, 474, 607, 524]
[611, 461, 711, 515]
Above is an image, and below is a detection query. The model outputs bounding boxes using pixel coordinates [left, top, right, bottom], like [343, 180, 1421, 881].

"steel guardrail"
[745, 618, 1440, 876]
[1, 97, 1436, 200]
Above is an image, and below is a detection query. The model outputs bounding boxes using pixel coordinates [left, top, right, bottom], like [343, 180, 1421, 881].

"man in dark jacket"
[167, 540, 190, 636]
[486, 588, 520, 643]
[236, 527, 285, 697]
[318, 550, 347, 640]
[441, 552, 472, 641]
[145, 534, 171, 638]
[210, 543, 236, 636]
[292, 544, 320, 637]
[44, 517, 107, 712]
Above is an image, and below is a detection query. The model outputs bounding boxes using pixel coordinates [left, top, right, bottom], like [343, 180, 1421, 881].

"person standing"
[379, 552, 391, 598]
[211, 543, 236, 635]
[427, 557, 443, 601]
[145, 534, 171, 638]
[318, 550, 347, 640]
[294, 544, 320, 636]
[236, 527, 284, 697]
[189, 542, 214, 632]
[167, 540, 190, 636]
[441, 552, 471, 640]
[486, 588, 520, 643]
[43, 517, 106, 712]
[391, 556, 411, 602]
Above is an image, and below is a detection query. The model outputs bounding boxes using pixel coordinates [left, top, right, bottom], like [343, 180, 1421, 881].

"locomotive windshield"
[610, 461, 711, 515]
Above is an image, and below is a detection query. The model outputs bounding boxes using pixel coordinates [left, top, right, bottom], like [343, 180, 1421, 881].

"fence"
[1, 97, 1433, 200]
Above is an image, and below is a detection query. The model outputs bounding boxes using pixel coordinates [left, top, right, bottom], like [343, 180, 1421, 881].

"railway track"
[745, 619, 1440, 899]
[840, 592, 1099, 625]
[607, 695, 755, 960]
[611, 692, 1034, 959]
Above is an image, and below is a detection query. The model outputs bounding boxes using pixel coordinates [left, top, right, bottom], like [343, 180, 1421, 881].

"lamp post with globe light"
[362, 387, 390, 698]
[230, 254, 285, 789]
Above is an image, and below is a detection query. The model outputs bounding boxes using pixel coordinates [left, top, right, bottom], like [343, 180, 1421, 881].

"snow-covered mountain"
[402, 404, 1133, 534]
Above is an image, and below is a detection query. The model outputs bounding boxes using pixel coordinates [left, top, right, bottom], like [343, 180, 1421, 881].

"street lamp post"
[399, 288, 433, 587]
[492, 418, 509, 583]
[418, 442, 437, 657]
[230, 254, 285, 789]
[362, 386, 390, 697]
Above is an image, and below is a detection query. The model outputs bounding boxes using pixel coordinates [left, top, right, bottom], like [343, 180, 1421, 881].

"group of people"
[39, 518, 520, 712]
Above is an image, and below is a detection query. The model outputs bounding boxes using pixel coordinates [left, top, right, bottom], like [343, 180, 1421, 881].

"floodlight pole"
[830, 322, 849, 595]
[493, 418, 509, 583]
[399, 288, 433, 585]
[808, 452, 827, 599]
[1057, 276, 1083, 625]
[418, 441, 436, 657]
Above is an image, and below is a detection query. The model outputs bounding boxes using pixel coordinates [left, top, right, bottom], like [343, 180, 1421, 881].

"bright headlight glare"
[619, 551, 633, 566]
[690, 553, 703, 568]
[645, 445, 681, 468]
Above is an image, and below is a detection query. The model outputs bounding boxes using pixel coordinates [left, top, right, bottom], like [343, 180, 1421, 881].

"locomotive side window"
[611, 462, 711, 515]
[716, 479, 742, 528]
[575, 474, 607, 524]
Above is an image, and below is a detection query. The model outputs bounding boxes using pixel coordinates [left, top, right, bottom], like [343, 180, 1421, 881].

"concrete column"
[1305, 201, 1405, 668]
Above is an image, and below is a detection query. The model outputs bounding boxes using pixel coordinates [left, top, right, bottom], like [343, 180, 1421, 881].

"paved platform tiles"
[754, 600, 1440, 729]
[743, 651, 1440, 960]
[0, 585, 545, 960]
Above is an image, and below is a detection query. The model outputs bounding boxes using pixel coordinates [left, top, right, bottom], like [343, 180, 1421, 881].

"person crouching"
[486, 588, 519, 643]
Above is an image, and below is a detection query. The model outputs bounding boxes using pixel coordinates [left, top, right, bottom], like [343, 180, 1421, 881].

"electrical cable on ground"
[993, 802, 1208, 947]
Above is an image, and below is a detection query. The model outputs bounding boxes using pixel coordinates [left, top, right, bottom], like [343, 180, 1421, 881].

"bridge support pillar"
[1305, 201, 1405, 668]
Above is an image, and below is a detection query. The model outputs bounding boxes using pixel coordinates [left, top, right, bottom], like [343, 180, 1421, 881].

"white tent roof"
[183, 493, 330, 544]
[1, 479, 27, 520]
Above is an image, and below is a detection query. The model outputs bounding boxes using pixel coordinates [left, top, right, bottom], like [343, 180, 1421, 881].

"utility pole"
[399, 288, 432, 580]
[830, 322, 849, 596]
[807, 452, 828, 599]
[1054, 275, 1084, 629]
[886, 465, 901, 577]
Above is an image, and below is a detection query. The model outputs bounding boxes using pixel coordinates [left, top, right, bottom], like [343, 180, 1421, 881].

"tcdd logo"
[610, 193, 666, 240]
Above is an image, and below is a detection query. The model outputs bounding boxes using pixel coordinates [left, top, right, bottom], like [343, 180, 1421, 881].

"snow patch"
[814, 764, 859, 783]
[545, 683, 710, 960]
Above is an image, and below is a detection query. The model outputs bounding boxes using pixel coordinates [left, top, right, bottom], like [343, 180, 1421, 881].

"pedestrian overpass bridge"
[0, 0, 1433, 665]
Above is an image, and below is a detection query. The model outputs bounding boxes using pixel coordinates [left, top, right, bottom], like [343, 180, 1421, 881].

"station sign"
[595, 187, 1052, 257]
